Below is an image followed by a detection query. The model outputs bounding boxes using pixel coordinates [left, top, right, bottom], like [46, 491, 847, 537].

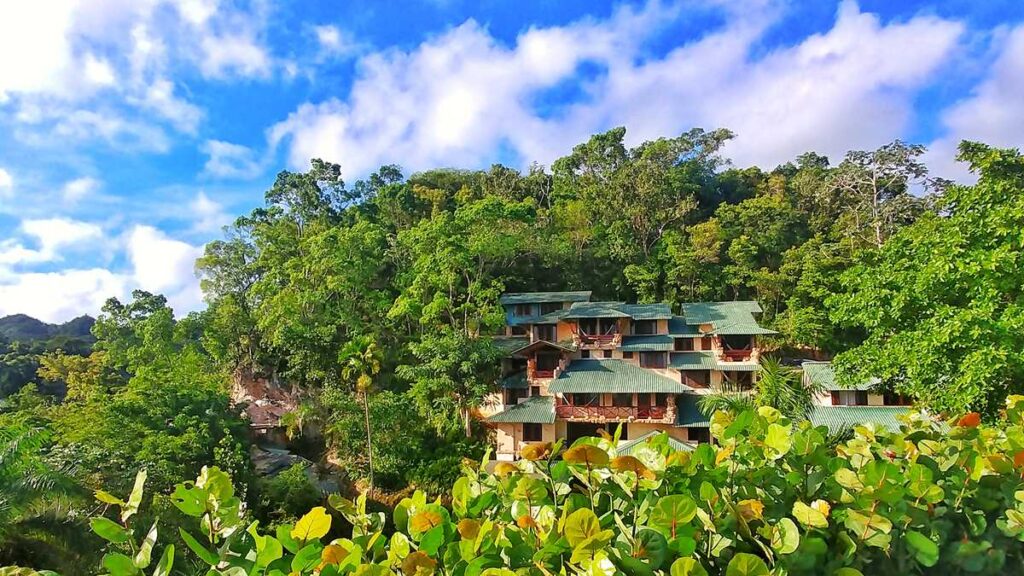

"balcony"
[572, 332, 623, 350]
[528, 356, 567, 381]
[721, 349, 754, 362]
[555, 404, 673, 422]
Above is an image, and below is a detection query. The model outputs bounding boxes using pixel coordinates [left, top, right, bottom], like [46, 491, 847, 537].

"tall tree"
[338, 335, 382, 489]
[829, 142, 1024, 416]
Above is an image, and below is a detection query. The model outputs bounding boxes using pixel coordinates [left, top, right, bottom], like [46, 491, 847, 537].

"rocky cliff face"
[230, 370, 299, 437]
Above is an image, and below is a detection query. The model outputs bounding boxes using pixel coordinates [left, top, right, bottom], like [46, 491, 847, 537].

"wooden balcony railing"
[721, 349, 753, 362]
[572, 332, 623, 350]
[555, 405, 670, 421]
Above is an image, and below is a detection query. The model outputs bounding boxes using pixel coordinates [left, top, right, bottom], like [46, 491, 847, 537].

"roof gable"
[485, 396, 555, 424]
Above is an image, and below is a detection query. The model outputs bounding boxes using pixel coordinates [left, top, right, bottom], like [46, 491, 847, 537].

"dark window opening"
[536, 352, 559, 371]
[523, 423, 542, 442]
[530, 386, 541, 397]
[504, 388, 525, 404]
[571, 392, 599, 406]
[831, 390, 869, 406]
[581, 350, 591, 359]
[683, 370, 710, 388]
[884, 392, 913, 406]
[675, 338, 694, 351]
[534, 325, 556, 342]
[637, 393, 651, 407]
[700, 337, 714, 351]
[634, 320, 657, 335]
[640, 352, 667, 369]
[654, 393, 669, 407]
[540, 302, 561, 314]
[602, 350, 612, 358]
[612, 393, 633, 407]
[622, 351, 634, 359]
[689, 428, 710, 443]
[510, 325, 528, 336]
[514, 304, 532, 317]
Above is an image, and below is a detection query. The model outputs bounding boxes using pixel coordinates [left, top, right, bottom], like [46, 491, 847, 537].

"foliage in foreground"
[16, 400, 1024, 575]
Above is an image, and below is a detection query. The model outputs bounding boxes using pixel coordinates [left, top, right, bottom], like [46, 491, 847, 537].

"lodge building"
[483, 291, 911, 461]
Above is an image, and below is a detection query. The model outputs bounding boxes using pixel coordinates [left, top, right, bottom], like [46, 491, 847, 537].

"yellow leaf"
[563, 445, 610, 468]
[520, 442, 553, 461]
[291, 507, 332, 541]
[457, 519, 480, 540]
[493, 462, 519, 477]
[810, 500, 830, 517]
[715, 444, 734, 466]
[737, 499, 764, 521]
[321, 544, 348, 565]
[409, 510, 443, 534]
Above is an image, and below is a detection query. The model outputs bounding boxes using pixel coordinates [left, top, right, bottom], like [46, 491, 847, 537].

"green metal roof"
[564, 301, 672, 321]
[500, 291, 592, 305]
[618, 303, 673, 320]
[500, 372, 527, 389]
[510, 340, 576, 357]
[670, 351, 718, 370]
[809, 406, 909, 433]
[485, 396, 555, 424]
[679, 301, 776, 335]
[533, 308, 569, 323]
[802, 361, 874, 391]
[620, 335, 674, 352]
[668, 316, 701, 336]
[563, 301, 631, 319]
[548, 359, 688, 394]
[492, 337, 529, 354]
[718, 361, 760, 372]
[676, 394, 710, 427]
[617, 431, 694, 455]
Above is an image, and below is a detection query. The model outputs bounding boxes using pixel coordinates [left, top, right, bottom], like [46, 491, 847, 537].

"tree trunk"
[362, 391, 374, 490]
[463, 407, 472, 438]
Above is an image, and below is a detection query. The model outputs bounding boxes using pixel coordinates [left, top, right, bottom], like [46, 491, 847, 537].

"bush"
[16, 397, 1024, 575]
[253, 463, 323, 528]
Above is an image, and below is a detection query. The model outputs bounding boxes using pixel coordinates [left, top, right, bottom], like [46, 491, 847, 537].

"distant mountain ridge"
[0, 314, 96, 343]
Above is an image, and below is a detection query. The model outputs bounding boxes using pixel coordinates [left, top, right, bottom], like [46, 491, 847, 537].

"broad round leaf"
[904, 530, 939, 567]
[564, 508, 601, 548]
[563, 445, 610, 468]
[90, 517, 130, 544]
[649, 495, 697, 538]
[725, 553, 769, 576]
[670, 558, 708, 576]
[292, 507, 332, 542]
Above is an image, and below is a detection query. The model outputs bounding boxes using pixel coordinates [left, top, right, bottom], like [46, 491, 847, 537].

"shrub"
[15, 396, 1024, 575]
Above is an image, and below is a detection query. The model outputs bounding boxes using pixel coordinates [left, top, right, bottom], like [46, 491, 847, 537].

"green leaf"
[90, 517, 130, 543]
[725, 553, 769, 576]
[95, 490, 125, 506]
[292, 543, 324, 573]
[792, 501, 828, 529]
[649, 495, 697, 538]
[670, 558, 708, 576]
[904, 530, 939, 567]
[102, 553, 139, 576]
[771, 518, 800, 555]
[832, 570, 864, 576]
[178, 528, 219, 566]
[134, 520, 158, 568]
[153, 544, 174, 576]
[292, 506, 332, 542]
[277, 523, 302, 553]
[169, 482, 206, 517]
[564, 508, 601, 548]
[122, 469, 147, 523]
[764, 423, 792, 457]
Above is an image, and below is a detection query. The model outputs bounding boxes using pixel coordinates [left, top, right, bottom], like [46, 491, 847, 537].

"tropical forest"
[2, 129, 1024, 576]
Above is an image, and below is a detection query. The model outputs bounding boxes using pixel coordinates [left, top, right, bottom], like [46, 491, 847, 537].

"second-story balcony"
[555, 404, 674, 423]
[572, 332, 622, 350]
[721, 348, 754, 362]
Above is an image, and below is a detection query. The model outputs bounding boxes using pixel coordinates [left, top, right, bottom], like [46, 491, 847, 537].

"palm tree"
[699, 357, 821, 422]
[338, 335, 382, 489]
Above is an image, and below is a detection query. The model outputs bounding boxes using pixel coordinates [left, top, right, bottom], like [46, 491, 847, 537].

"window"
[612, 393, 632, 407]
[637, 393, 651, 407]
[581, 350, 591, 359]
[571, 392, 599, 406]
[634, 320, 657, 335]
[654, 393, 669, 407]
[831, 390, 869, 406]
[530, 386, 541, 397]
[674, 338, 694, 351]
[514, 304, 532, 317]
[510, 325, 528, 336]
[534, 325, 556, 342]
[540, 302, 561, 314]
[622, 351, 634, 359]
[523, 423, 542, 442]
[640, 352, 667, 369]
[700, 337, 714, 351]
[504, 388, 525, 404]
[602, 350, 612, 358]
[689, 428, 710, 443]
[682, 370, 710, 388]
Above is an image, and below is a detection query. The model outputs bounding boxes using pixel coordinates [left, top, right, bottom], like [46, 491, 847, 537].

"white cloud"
[271, 0, 961, 175]
[0, 169, 12, 198]
[925, 24, 1024, 182]
[126, 225, 204, 314]
[0, 268, 127, 323]
[0, 217, 104, 265]
[314, 24, 358, 59]
[190, 191, 232, 232]
[202, 139, 264, 179]
[62, 177, 102, 203]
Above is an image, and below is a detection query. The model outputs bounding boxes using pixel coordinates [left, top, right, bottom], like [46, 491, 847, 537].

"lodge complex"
[483, 291, 911, 460]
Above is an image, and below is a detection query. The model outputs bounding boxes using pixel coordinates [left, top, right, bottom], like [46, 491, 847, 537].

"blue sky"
[0, 0, 1022, 322]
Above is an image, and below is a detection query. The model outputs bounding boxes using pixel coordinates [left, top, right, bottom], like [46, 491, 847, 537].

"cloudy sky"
[0, 0, 1022, 322]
